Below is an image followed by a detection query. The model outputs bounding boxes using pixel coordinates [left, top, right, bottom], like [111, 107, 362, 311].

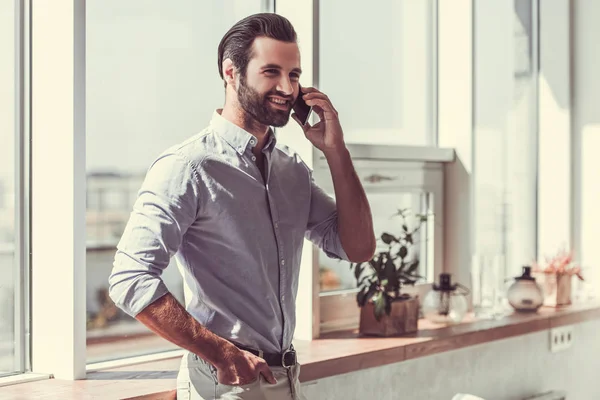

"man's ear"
[222, 58, 236, 89]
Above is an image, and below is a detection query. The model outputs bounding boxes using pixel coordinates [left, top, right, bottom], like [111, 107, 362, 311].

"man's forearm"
[324, 147, 376, 262]
[135, 293, 235, 368]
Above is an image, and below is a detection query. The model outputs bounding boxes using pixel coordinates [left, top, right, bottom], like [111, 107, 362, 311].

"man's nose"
[277, 78, 294, 96]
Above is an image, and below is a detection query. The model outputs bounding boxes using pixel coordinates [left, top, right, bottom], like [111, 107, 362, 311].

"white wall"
[537, 0, 572, 263]
[302, 319, 600, 400]
[572, 0, 600, 298]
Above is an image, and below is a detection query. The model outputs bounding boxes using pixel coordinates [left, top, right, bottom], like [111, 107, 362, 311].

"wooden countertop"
[296, 302, 600, 381]
[2, 302, 599, 399]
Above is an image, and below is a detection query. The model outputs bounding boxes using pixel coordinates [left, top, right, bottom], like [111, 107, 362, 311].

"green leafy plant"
[351, 208, 430, 321]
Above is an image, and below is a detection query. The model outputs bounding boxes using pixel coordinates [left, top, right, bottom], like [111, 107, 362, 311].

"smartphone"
[293, 85, 313, 126]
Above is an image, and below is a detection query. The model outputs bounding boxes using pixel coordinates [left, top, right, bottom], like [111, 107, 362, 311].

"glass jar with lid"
[507, 266, 544, 312]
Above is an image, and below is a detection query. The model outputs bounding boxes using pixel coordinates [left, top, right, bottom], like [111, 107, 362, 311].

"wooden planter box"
[359, 296, 419, 337]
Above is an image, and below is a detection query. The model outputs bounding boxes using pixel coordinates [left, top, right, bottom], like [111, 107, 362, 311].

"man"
[109, 13, 375, 400]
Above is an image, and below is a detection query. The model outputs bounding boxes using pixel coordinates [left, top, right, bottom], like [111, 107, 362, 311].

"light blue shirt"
[109, 111, 348, 353]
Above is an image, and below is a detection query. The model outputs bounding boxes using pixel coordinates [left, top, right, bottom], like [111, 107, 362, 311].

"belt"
[233, 342, 298, 368]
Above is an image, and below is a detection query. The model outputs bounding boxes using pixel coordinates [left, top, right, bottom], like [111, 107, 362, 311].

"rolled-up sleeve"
[108, 152, 201, 317]
[304, 175, 349, 261]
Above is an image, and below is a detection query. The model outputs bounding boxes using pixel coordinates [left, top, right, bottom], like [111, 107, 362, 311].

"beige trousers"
[177, 351, 307, 400]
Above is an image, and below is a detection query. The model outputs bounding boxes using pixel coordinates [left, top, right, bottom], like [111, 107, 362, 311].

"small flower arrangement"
[532, 248, 583, 307]
[532, 249, 584, 280]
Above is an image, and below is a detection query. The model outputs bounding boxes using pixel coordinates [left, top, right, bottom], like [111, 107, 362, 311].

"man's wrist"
[190, 335, 238, 368]
[323, 145, 350, 163]
[197, 337, 238, 369]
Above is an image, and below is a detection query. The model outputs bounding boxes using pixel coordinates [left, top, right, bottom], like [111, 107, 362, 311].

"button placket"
[266, 180, 289, 346]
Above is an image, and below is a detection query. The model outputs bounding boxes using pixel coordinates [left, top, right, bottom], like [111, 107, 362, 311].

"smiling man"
[108, 13, 375, 400]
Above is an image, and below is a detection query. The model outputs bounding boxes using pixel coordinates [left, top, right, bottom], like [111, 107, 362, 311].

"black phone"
[293, 85, 313, 126]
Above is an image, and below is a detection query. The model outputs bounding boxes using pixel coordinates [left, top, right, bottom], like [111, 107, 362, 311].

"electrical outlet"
[550, 325, 574, 353]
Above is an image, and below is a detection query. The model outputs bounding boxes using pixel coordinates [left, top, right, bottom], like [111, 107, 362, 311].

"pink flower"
[531, 248, 584, 281]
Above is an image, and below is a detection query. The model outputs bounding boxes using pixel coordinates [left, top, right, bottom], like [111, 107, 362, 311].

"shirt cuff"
[109, 253, 171, 317]
[322, 233, 350, 262]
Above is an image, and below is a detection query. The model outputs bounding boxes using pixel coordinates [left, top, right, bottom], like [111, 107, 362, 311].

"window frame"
[314, 150, 449, 334]
[13, 0, 30, 376]
[1, 0, 31, 379]
[29, 0, 87, 380]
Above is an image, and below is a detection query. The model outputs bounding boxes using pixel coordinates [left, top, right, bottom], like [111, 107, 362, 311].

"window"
[316, 159, 442, 294]
[313, 153, 446, 333]
[85, 0, 270, 363]
[0, 0, 26, 377]
[319, 0, 437, 146]
[473, 0, 538, 278]
[297, 0, 441, 333]
[319, 192, 432, 293]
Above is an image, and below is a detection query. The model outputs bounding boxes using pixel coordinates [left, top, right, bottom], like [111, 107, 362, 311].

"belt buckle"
[281, 349, 297, 368]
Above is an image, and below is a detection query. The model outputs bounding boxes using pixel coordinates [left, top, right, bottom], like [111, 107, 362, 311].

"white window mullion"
[437, 0, 474, 290]
[30, 0, 86, 379]
[13, 0, 29, 374]
[572, 1, 600, 295]
[537, 0, 571, 258]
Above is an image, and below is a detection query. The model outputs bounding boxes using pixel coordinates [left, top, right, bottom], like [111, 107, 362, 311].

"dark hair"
[218, 13, 297, 86]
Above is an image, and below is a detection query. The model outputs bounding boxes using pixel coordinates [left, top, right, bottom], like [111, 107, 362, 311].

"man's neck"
[220, 106, 270, 154]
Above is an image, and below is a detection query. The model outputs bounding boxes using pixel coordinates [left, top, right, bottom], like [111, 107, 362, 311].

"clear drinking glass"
[471, 254, 509, 319]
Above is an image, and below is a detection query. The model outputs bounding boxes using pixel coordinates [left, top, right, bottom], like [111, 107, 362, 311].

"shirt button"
[237, 147, 243, 152]
[281, 260, 285, 266]
[251, 156, 256, 161]
[281, 295, 286, 302]
[249, 138, 256, 145]
[274, 222, 279, 229]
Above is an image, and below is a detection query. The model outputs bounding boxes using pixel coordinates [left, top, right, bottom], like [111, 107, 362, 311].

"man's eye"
[290, 74, 300, 81]
[264, 69, 278, 75]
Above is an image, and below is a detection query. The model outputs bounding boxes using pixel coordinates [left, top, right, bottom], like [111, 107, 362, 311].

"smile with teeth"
[268, 97, 289, 106]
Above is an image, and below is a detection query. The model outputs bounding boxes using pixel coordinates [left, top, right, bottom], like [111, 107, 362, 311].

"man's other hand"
[215, 346, 276, 386]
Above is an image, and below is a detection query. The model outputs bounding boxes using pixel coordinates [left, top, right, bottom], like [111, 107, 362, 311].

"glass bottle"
[423, 273, 469, 324]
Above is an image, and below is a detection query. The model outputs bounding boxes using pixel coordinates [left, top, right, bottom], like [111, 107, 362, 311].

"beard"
[237, 76, 293, 128]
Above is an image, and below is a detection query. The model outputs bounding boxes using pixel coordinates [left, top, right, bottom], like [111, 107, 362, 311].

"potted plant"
[532, 249, 584, 307]
[351, 208, 429, 336]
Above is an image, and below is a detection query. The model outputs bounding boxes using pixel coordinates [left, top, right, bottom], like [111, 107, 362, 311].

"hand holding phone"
[292, 85, 313, 126]
[293, 86, 345, 153]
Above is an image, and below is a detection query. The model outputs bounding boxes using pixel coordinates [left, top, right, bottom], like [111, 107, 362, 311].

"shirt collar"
[210, 110, 277, 155]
